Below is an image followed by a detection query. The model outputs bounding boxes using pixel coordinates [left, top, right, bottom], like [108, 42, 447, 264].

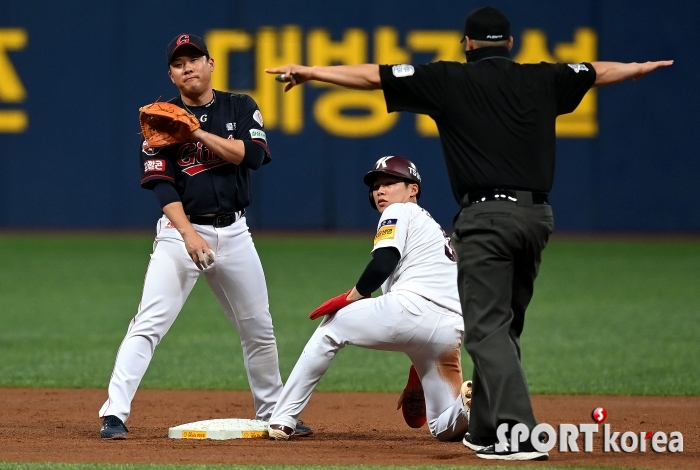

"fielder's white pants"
[99, 215, 283, 422]
[269, 291, 468, 441]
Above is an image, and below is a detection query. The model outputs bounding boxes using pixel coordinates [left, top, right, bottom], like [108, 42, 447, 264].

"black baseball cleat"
[462, 432, 490, 451]
[295, 420, 313, 437]
[100, 415, 129, 439]
[476, 441, 549, 461]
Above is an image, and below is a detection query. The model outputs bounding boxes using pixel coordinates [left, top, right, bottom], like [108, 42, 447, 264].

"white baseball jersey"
[269, 201, 468, 441]
[373, 203, 460, 314]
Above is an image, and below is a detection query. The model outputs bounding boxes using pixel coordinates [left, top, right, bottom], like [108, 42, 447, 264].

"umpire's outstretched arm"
[265, 64, 381, 92]
[592, 60, 674, 87]
[267, 60, 673, 92]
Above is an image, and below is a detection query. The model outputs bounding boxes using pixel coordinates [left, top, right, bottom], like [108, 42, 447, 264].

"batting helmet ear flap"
[368, 187, 378, 210]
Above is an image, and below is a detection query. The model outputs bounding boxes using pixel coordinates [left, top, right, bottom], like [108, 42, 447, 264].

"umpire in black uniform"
[267, 6, 672, 461]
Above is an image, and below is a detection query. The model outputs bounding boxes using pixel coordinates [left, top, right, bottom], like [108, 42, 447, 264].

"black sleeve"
[139, 145, 176, 189]
[355, 247, 401, 297]
[241, 140, 266, 170]
[234, 94, 272, 168]
[152, 180, 181, 209]
[550, 62, 597, 115]
[379, 62, 447, 116]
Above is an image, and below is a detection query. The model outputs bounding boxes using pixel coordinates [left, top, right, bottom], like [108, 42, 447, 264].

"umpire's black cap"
[167, 33, 209, 64]
[461, 6, 510, 43]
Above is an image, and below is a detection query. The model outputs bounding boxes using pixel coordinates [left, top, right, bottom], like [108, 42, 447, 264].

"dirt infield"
[0, 388, 697, 468]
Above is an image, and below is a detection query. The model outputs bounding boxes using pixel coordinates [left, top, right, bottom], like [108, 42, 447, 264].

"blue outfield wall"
[0, 0, 697, 231]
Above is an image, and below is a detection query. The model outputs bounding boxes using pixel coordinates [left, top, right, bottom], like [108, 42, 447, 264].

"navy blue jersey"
[139, 90, 270, 215]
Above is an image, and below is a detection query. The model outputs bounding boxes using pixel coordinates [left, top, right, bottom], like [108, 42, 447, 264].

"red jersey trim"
[141, 174, 175, 184]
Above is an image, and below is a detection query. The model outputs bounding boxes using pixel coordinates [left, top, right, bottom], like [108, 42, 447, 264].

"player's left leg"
[405, 305, 468, 441]
[269, 292, 463, 432]
[99, 224, 202, 424]
[203, 217, 282, 421]
[268, 293, 411, 430]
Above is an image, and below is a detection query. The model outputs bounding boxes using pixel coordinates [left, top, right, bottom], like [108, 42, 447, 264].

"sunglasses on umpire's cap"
[166, 33, 209, 64]
[461, 6, 510, 43]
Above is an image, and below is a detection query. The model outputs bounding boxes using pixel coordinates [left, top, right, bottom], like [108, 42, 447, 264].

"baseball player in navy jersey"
[267, 156, 472, 441]
[98, 33, 312, 439]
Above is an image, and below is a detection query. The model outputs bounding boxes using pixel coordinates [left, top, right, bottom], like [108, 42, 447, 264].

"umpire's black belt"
[189, 210, 245, 228]
[461, 190, 549, 207]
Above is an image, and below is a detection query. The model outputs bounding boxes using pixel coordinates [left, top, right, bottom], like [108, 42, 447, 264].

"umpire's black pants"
[452, 193, 554, 444]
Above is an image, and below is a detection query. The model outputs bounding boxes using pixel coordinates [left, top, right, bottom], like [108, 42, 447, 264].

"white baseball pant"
[99, 215, 283, 422]
[269, 290, 468, 441]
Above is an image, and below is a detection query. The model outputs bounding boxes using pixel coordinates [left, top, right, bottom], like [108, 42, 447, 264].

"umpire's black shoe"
[462, 432, 489, 451]
[476, 441, 548, 461]
[100, 415, 129, 439]
[295, 420, 313, 437]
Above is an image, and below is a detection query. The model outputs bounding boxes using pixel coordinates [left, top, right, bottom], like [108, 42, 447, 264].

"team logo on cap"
[375, 156, 394, 168]
[177, 34, 190, 45]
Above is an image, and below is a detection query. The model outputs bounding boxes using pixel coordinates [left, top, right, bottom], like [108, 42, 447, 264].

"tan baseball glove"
[139, 101, 200, 149]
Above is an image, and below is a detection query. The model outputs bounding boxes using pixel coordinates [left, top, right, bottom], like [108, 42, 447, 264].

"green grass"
[0, 233, 698, 395]
[524, 238, 700, 394]
[0, 464, 659, 470]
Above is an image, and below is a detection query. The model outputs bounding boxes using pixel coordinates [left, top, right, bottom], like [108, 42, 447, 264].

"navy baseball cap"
[166, 33, 209, 64]
[461, 7, 510, 43]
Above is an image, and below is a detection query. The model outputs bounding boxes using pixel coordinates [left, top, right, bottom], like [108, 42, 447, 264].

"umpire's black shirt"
[379, 47, 596, 203]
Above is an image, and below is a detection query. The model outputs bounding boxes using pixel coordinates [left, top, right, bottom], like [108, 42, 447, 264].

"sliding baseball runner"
[268, 156, 472, 441]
